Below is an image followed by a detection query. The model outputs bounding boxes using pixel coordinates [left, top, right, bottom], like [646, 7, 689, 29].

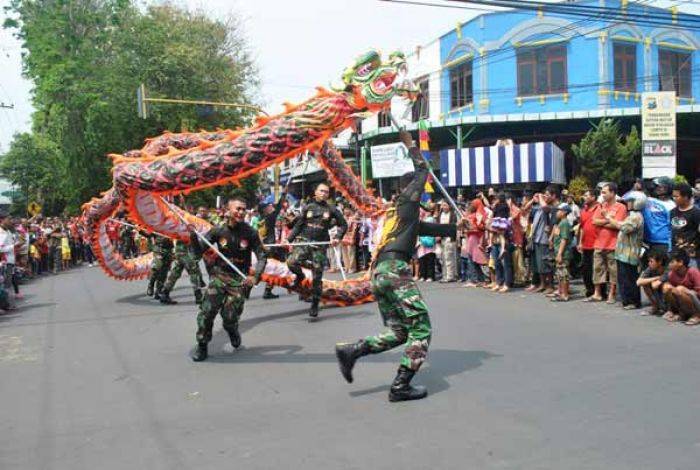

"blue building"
[358, 0, 699, 189]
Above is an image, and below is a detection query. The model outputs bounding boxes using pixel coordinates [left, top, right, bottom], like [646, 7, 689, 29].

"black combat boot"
[194, 289, 203, 305]
[228, 329, 241, 349]
[146, 282, 155, 297]
[159, 291, 178, 305]
[153, 289, 162, 301]
[191, 343, 208, 362]
[262, 287, 279, 300]
[388, 365, 428, 402]
[335, 339, 371, 383]
[309, 298, 320, 318]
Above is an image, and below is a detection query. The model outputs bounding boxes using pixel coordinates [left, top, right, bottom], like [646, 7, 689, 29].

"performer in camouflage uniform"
[159, 239, 205, 305]
[189, 197, 267, 362]
[335, 130, 461, 402]
[146, 235, 174, 301]
[285, 182, 347, 318]
[258, 189, 287, 300]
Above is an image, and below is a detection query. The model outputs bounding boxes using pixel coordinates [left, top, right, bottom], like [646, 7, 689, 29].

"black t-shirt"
[193, 222, 267, 280]
[671, 205, 700, 259]
[376, 148, 456, 262]
[287, 200, 347, 243]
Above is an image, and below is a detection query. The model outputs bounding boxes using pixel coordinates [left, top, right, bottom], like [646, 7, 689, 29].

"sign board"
[27, 201, 42, 216]
[641, 91, 676, 178]
[370, 142, 415, 179]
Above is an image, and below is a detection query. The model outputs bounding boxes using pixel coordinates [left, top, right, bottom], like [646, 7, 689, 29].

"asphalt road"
[2, 265, 700, 470]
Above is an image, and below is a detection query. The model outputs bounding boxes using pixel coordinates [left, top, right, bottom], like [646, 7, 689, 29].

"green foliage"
[571, 119, 641, 185]
[0, 132, 68, 216]
[3, 0, 258, 214]
[567, 175, 590, 201]
[673, 175, 689, 185]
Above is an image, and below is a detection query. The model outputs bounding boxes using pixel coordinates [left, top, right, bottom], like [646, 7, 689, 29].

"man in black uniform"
[285, 182, 347, 318]
[335, 130, 462, 402]
[258, 189, 287, 300]
[189, 197, 267, 362]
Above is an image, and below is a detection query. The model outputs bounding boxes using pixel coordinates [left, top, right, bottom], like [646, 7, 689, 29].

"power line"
[446, 0, 700, 27]
[383, 0, 700, 30]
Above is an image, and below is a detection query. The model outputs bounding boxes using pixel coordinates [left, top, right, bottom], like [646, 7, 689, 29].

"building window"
[659, 49, 692, 98]
[449, 59, 473, 110]
[377, 110, 391, 128]
[613, 42, 637, 92]
[412, 78, 430, 122]
[517, 44, 567, 96]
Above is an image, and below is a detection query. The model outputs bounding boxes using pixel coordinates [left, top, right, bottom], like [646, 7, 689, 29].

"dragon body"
[82, 50, 414, 306]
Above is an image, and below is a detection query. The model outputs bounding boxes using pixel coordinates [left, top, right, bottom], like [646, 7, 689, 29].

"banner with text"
[370, 142, 415, 179]
[641, 91, 676, 178]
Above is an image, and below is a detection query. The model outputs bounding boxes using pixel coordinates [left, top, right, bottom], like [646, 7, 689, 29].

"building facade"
[359, 0, 700, 187]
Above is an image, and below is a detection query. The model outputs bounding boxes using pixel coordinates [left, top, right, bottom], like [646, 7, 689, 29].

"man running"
[189, 197, 267, 362]
[285, 182, 347, 318]
[334, 130, 462, 402]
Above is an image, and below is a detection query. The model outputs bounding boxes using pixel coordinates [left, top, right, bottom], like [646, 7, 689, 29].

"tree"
[0, 132, 67, 215]
[3, 1, 259, 213]
[571, 119, 641, 185]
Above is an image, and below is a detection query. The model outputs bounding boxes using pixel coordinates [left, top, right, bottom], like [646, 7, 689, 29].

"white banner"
[641, 91, 676, 178]
[370, 142, 415, 179]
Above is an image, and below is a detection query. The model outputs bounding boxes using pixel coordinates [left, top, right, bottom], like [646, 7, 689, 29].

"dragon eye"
[357, 63, 373, 77]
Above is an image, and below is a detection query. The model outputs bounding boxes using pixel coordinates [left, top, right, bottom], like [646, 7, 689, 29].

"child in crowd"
[551, 203, 573, 301]
[490, 199, 513, 293]
[29, 241, 41, 276]
[417, 209, 436, 282]
[61, 231, 71, 270]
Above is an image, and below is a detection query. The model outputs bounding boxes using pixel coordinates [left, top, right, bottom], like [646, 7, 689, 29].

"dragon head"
[333, 49, 418, 111]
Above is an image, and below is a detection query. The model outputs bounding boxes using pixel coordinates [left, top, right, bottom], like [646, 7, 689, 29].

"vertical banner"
[418, 120, 434, 200]
[641, 91, 677, 178]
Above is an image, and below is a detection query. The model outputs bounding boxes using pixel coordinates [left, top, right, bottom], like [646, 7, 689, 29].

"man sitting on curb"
[652, 250, 700, 325]
[636, 249, 668, 316]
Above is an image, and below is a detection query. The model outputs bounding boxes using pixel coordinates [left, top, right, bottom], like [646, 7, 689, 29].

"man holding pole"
[258, 188, 287, 300]
[334, 129, 462, 402]
[285, 182, 347, 318]
[188, 196, 267, 362]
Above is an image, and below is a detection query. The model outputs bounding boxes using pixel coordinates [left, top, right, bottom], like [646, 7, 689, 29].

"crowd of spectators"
[0, 213, 96, 313]
[249, 176, 699, 326]
[5, 175, 697, 326]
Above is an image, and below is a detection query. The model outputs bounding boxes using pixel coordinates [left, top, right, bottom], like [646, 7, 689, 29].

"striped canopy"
[439, 142, 566, 187]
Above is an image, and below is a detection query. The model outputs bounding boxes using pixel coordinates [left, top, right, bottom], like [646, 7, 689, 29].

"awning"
[439, 142, 566, 187]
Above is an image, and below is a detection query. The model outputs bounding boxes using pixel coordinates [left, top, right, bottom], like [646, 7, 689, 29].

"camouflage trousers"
[366, 259, 432, 371]
[163, 251, 203, 295]
[287, 244, 326, 301]
[148, 251, 173, 293]
[196, 272, 246, 344]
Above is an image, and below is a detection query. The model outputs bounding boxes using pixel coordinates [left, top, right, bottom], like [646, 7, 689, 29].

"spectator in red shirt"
[578, 189, 599, 298]
[588, 183, 627, 304]
[656, 249, 700, 325]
